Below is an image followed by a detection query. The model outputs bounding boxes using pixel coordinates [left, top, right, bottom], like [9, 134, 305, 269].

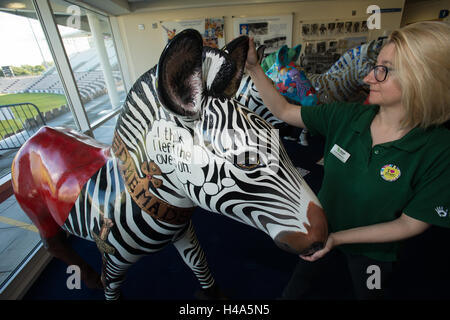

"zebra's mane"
[113, 67, 184, 176]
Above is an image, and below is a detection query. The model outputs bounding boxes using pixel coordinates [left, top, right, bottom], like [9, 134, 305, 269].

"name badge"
[330, 144, 350, 163]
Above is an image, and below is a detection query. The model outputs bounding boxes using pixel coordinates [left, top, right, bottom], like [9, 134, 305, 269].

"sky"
[0, 11, 90, 67]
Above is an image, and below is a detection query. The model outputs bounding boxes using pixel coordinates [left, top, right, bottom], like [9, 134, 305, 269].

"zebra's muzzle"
[274, 237, 324, 256]
[299, 242, 324, 256]
[274, 201, 328, 255]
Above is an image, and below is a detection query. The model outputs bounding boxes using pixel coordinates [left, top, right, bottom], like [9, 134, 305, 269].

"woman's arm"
[301, 213, 431, 262]
[246, 38, 306, 129]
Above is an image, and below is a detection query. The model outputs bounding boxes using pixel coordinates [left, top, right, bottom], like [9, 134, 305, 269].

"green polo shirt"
[301, 102, 450, 261]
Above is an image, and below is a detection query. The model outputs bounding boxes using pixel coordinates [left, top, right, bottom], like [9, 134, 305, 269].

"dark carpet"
[23, 133, 450, 300]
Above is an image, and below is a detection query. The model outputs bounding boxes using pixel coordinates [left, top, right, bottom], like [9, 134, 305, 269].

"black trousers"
[281, 248, 396, 300]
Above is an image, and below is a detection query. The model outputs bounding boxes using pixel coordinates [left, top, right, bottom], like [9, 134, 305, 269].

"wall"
[401, 0, 450, 25]
[116, 0, 405, 82]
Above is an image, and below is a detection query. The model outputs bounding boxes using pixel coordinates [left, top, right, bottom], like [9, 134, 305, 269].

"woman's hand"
[245, 37, 259, 72]
[300, 233, 336, 262]
[299, 214, 430, 262]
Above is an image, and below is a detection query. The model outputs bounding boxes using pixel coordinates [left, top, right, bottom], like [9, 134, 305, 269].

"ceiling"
[82, 0, 321, 15]
[0, 0, 390, 16]
[122, 0, 425, 13]
[0, 0, 424, 17]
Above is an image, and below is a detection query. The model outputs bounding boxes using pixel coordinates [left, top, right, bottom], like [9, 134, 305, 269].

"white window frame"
[35, 0, 92, 133]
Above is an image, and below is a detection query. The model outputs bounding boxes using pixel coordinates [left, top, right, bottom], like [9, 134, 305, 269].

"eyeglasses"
[370, 65, 393, 82]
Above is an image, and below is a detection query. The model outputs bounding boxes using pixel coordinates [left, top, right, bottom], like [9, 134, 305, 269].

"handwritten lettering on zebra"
[12, 29, 328, 300]
[146, 119, 194, 172]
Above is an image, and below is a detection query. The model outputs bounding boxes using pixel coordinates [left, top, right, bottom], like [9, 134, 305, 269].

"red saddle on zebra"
[12, 126, 110, 238]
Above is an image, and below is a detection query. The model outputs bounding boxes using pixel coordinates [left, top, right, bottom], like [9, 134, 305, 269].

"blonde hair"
[387, 21, 450, 129]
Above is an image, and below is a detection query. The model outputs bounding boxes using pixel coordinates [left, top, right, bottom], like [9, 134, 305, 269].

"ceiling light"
[6, 2, 27, 9]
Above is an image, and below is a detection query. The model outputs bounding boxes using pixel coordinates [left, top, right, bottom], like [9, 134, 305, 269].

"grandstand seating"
[0, 41, 123, 103]
[0, 77, 17, 92]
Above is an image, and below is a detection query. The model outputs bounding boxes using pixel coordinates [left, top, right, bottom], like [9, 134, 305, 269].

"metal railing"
[0, 103, 46, 151]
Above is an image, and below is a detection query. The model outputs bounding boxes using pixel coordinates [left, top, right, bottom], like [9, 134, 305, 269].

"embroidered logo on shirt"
[380, 164, 401, 182]
[435, 206, 448, 218]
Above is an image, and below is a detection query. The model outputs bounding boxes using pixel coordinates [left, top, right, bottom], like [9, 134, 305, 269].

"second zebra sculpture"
[236, 39, 383, 128]
[12, 29, 328, 300]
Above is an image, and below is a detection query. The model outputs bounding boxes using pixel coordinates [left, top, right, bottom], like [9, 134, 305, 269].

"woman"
[245, 21, 450, 299]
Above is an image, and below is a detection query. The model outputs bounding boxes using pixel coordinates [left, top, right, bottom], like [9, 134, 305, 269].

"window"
[0, 0, 126, 297]
[50, 0, 126, 131]
[0, 2, 77, 291]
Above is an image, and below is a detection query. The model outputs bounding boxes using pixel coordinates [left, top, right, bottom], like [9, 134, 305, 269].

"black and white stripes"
[63, 158, 213, 299]
[235, 75, 285, 127]
[308, 39, 383, 103]
[59, 30, 326, 299]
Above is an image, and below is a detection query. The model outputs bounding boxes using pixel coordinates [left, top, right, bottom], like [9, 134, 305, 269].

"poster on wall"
[299, 19, 369, 60]
[300, 19, 369, 55]
[299, 19, 369, 74]
[300, 20, 368, 40]
[233, 14, 293, 55]
[161, 17, 225, 48]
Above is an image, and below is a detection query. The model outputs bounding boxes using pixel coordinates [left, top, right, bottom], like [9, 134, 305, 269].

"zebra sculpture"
[12, 29, 328, 300]
[265, 45, 318, 107]
[265, 45, 318, 146]
[236, 39, 383, 128]
[308, 39, 383, 104]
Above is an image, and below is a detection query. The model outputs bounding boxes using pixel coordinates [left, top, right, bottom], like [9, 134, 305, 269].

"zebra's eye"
[235, 151, 261, 170]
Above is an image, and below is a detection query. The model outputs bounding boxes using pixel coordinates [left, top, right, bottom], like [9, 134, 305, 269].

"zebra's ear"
[276, 45, 289, 67]
[221, 35, 249, 98]
[202, 47, 237, 99]
[256, 45, 266, 64]
[157, 29, 204, 118]
[291, 44, 302, 63]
